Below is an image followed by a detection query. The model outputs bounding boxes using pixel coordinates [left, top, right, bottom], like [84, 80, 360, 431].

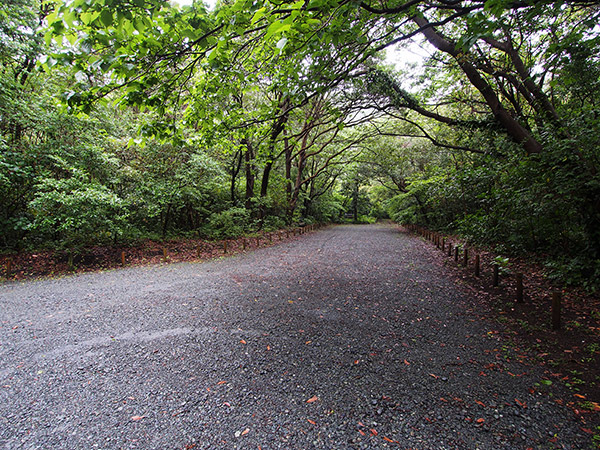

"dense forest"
[1, 0, 599, 288]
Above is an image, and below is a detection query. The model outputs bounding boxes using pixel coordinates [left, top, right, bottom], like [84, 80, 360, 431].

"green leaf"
[251, 7, 266, 24]
[266, 21, 291, 37]
[100, 9, 113, 27]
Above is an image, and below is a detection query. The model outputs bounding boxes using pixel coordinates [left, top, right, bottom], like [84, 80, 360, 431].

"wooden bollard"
[223, 241, 228, 253]
[5, 258, 12, 278]
[256, 236, 260, 246]
[463, 247, 468, 267]
[475, 254, 480, 277]
[162, 247, 168, 261]
[493, 264, 499, 286]
[516, 273, 524, 303]
[242, 239, 246, 250]
[442, 238, 445, 251]
[552, 291, 561, 330]
[454, 246, 459, 262]
[268, 233, 272, 243]
[447, 242, 452, 257]
[197, 246, 202, 258]
[121, 251, 126, 266]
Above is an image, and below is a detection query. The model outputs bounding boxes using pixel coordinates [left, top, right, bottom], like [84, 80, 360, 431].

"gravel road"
[0, 224, 591, 449]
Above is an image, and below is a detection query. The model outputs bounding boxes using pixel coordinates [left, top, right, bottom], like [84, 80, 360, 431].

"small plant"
[493, 256, 511, 275]
[586, 343, 600, 355]
[592, 426, 600, 449]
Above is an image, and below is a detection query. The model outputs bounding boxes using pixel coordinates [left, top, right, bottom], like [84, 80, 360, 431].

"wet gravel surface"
[0, 224, 591, 449]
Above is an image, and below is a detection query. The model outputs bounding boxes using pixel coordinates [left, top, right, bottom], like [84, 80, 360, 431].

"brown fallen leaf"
[131, 415, 144, 421]
[306, 395, 319, 403]
[307, 419, 316, 425]
[370, 428, 378, 436]
[217, 380, 227, 385]
[240, 340, 247, 344]
[383, 437, 395, 443]
[515, 398, 527, 409]
[241, 428, 250, 436]
[476, 418, 485, 424]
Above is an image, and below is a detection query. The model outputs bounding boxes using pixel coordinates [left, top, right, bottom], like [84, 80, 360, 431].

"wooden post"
[493, 264, 499, 287]
[552, 291, 561, 330]
[475, 254, 480, 277]
[269, 233, 272, 243]
[463, 247, 468, 267]
[68, 253, 74, 270]
[454, 246, 459, 262]
[516, 273, 524, 303]
[256, 236, 260, 246]
[5, 259, 12, 278]
[121, 251, 126, 266]
[447, 242, 452, 257]
[197, 246, 202, 258]
[242, 239, 246, 250]
[223, 241, 228, 254]
[162, 247, 168, 261]
[442, 238, 445, 252]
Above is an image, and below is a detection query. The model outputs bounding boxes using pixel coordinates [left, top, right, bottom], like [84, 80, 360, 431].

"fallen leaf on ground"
[240, 340, 247, 344]
[241, 428, 249, 436]
[307, 419, 316, 425]
[515, 398, 527, 408]
[131, 415, 144, 421]
[306, 395, 319, 403]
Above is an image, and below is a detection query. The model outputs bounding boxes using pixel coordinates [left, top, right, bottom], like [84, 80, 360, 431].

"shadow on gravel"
[0, 224, 595, 449]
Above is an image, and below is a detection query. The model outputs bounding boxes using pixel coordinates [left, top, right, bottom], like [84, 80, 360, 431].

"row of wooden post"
[404, 223, 562, 331]
[220, 224, 320, 254]
[3, 224, 325, 280]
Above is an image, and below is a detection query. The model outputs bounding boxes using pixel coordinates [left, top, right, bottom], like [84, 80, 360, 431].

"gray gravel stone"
[0, 224, 592, 449]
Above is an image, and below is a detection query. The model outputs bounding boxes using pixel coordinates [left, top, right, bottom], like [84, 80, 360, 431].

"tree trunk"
[242, 139, 255, 209]
[230, 149, 243, 203]
[414, 16, 543, 155]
